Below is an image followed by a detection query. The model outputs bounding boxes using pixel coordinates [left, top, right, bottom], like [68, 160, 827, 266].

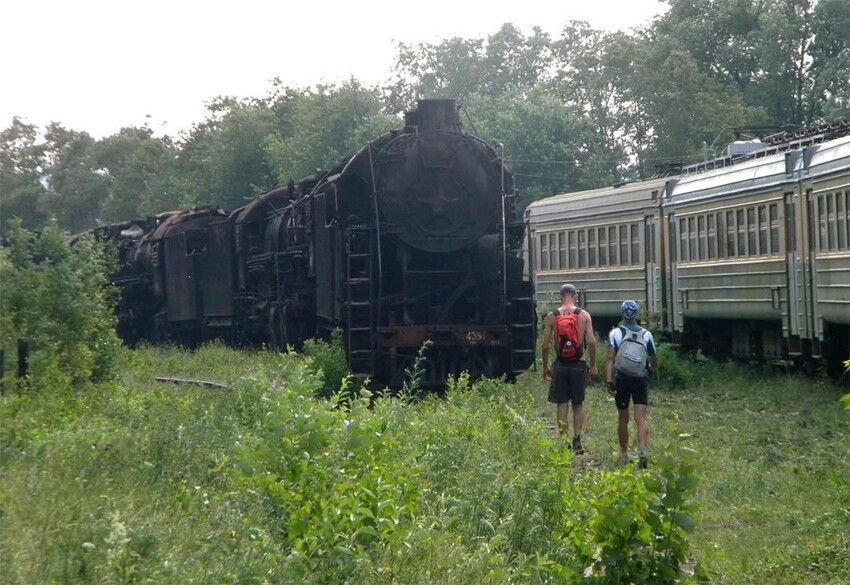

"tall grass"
[1, 341, 847, 583]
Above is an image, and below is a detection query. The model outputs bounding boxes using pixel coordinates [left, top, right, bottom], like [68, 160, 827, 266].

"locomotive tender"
[526, 131, 850, 376]
[90, 99, 536, 388]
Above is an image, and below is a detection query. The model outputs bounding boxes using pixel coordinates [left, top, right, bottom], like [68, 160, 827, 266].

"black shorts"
[548, 361, 587, 405]
[614, 376, 649, 410]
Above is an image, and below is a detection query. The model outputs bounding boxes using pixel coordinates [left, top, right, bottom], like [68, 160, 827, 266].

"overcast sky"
[1, 0, 667, 138]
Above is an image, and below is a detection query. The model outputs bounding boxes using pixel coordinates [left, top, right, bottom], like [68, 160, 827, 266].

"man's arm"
[605, 346, 616, 394]
[583, 312, 598, 377]
[647, 333, 659, 377]
[541, 313, 554, 379]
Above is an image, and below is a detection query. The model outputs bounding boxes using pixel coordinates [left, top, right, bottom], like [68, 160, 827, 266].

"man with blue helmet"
[605, 300, 658, 468]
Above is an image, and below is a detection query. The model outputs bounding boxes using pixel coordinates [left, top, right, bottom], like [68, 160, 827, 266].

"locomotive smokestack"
[413, 99, 459, 132]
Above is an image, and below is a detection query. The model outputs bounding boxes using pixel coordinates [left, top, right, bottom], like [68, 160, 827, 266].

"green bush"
[302, 328, 349, 398]
[0, 220, 121, 391]
[652, 344, 707, 391]
[571, 416, 709, 583]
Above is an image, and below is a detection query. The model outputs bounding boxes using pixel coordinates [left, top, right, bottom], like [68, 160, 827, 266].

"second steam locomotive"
[88, 99, 537, 388]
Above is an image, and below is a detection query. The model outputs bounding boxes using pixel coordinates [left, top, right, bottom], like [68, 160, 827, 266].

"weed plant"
[302, 328, 348, 399]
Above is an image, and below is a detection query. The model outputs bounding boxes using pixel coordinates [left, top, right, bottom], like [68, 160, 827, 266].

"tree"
[177, 97, 281, 211]
[386, 23, 552, 111]
[41, 123, 109, 233]
[387, 37, 487, 111]
[264, 81, 398, 184]
[749, 0, 815, 126]
[96, 126, 181, 221]
[808, 0, 850, 121]
[0, 118, 49, 233]
[622, 34, 764, 167]
[0, 220, 121, 389]
[655, 0, 762, 93]
[550, 22, 634, 180]
[463, 90, 609, 209]
[655, 0, 848, 127]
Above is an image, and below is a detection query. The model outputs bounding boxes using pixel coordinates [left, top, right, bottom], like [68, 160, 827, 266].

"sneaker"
[638, 453, 648, 469]
[572, 436, 585, 455]
[618, 451, 631, 466]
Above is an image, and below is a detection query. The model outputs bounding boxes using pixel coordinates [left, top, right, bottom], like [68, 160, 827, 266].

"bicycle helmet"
[621, 300, 639, 319]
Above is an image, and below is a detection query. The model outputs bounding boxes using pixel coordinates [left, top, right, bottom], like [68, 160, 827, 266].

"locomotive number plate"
[456, 328, 506, 347]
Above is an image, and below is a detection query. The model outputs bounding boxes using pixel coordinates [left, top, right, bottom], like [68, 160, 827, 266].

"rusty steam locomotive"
[86, 100, 536, 387]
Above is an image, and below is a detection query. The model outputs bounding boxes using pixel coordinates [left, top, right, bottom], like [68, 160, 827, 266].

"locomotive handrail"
[500, 142, 509, 310]
[368, 143, 384, 330]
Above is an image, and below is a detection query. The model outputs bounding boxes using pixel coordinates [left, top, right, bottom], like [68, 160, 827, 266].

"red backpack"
[554, 307, 583, 361]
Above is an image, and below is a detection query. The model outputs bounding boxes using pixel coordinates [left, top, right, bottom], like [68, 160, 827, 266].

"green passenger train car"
[526, 134, 850, 375]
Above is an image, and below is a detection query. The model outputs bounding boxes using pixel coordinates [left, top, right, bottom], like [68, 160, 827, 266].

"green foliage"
[0, 342, 697, 583]
[556, 414, 706, 584]
[302, 328, 349, 398]
[41, 123, 110, 233]
[0, 221, 121, 390]
[401, 339, 433, 397]
[237, 377, 421, 581]
[4, 342, 850, 583]
[177, 97, 281, 211]
[465, 90, 610, 208]
[0, 118, 50, 234]
[263, 81, 398, 184]
[652, 344, 707, 391]
[96, 126, 182, 221]
[386, 23, 551, 110]
[0, 346, 308, 584]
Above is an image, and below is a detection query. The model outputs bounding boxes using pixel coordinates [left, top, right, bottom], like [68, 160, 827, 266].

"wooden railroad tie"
[154, 376, 228, 389]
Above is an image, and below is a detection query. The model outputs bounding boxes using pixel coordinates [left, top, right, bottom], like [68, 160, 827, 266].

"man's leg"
[557, 401, 570, 438]
[572, 402, 585, 435]
[618, 407, 630, 453]
[566, 367, 587, 453]
[634, 404, 649, 450]
[572, 402, 586, 453]
[634, 404, 649, 468]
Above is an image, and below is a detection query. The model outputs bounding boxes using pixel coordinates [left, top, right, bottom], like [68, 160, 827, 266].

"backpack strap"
[622, 326, 647, 346]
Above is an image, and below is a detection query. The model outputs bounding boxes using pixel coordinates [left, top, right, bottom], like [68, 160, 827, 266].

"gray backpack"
[614, 326, 648, 378]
